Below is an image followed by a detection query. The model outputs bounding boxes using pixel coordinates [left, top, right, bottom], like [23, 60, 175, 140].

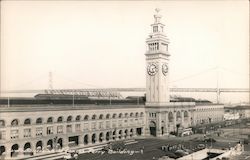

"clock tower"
[145, 8, 170, 106]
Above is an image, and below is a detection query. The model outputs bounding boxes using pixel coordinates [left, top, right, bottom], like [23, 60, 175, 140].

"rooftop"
[0, 104, 145, 112]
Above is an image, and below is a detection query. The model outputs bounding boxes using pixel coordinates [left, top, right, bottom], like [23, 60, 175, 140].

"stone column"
[63, 124, 67, 135]
[43, 139, 48, 152]
[101, 133, 106, 143]
[115, 130, 119, 140]
[141, 127, 145, 136]
[165, 111, 169, 135]
[19, 126, 24, 140]
[88, 133, 92, 145]
[72, 123, 75, 133]
[31, 124, 36, 138]
[121, 130, 125, 139]
[181, 111, 185, 127]
[161, 112, 167, 136]
[173, 111, 177, 132]
[5, 127, 10, 141]
[95, 132, 99, 144]
[144, 111, 150, 136]
[78, 135, 84, 146]
[4, 143, 11, 160]
[134, 128, 137, 137]
[156, 112, 162, 137]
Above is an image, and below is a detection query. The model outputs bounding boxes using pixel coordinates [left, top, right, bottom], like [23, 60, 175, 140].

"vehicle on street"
[78, 148, 95, 154]
[180, 128, 193, 137]
[175, 150, 189, 157]
[204, 138, 216, 143]
[197, 144, 206, 149]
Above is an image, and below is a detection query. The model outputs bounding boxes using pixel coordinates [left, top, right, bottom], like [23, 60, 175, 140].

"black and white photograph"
[0, 0, 249, 160]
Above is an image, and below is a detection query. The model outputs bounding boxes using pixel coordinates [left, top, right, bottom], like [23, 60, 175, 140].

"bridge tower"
[145, 8, 170, 105]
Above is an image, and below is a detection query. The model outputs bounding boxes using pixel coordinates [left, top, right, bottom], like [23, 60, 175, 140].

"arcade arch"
[168, 112, 174, 122]
[149, 121, 156, 136]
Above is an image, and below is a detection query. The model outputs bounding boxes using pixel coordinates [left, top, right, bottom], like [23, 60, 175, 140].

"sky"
[0, 1, 249, 103]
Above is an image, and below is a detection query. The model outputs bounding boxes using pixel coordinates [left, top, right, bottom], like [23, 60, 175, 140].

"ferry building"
[0, 9, 224, 159]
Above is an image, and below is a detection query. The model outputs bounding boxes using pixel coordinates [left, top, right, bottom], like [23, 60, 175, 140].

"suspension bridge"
[1, 87, 249, 104]
[1, 66, 249, 104]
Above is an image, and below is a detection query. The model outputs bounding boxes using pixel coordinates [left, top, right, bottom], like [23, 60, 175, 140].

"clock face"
[147, 63, 158, 76]
[162, 63, 168, 76]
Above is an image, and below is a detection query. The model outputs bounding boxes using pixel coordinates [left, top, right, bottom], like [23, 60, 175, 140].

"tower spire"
[154, 8, 162, 23]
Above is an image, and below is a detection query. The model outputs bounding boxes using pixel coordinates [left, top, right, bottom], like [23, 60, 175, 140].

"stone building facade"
[0, 105, 145, 159]
[0, 9, 225, 159]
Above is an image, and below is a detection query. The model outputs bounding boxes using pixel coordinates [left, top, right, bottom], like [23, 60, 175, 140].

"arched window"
[24, 142, 31, 151]
[57, 116, 63, 123]
[67, 116, 72, 122]
[84, 115, 89, 121]
[99, 114, 103, 119]
[168, 112, 173, 122]
[11, 119, 18, 126]
[47, 117, 53, 123]
[124, 113, 128, 118]
[176, 111, 181, 119]
[118, 113, 122, 118]
[135, 112, 139, 117]
[24, 118, 31, 125]
[184, 111, 188, 118]
[112, 114, 117, 118]
[92, 115, 96, 120]
[36, 118, 42, 124]
[140, 112, 144, 117]
[130, 113, 134, 117]
[0, 120, 5, 127]
[106, 114, 110, 119]
[75, 115, 81, 121]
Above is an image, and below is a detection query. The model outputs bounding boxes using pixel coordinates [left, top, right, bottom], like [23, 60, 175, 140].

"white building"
[0, 9, 224, 159]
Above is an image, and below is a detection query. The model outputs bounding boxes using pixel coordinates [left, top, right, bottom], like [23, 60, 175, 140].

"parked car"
[197, 144, 206, 149]
[78, 148, 95, 154]
[165, 152, 179, 159]
[175, 150, 189, 156]
[204, 138, 216, 143]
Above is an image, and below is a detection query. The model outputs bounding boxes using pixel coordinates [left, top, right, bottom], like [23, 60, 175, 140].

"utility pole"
[49, 71, 53, 90]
